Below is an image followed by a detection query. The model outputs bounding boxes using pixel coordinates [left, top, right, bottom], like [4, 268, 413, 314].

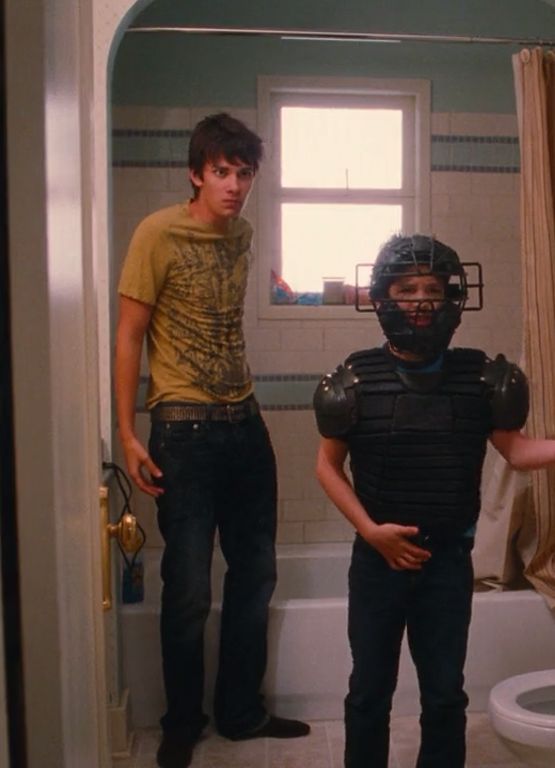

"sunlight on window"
[281, 203, 402, 293]
[281, 107, 403, 189]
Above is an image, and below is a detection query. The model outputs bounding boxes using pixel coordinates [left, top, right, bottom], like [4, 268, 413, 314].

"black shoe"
[156, 731, 195, 768]
[228, 715, 311, 741]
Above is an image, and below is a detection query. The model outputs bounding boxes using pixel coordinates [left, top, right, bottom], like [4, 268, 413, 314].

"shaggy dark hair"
[188, 113, 263, 197]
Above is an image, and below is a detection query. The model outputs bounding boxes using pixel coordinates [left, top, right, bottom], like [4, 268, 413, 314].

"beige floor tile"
[121, 713, 531, 768]
[268, 722, 330, 767]
[190, 741, 205, 768]
[478, 764, 528, 768]
[328, 736, 344, 767]
[390, 713, 421, 748]
[134, 727, 160, 756]
[390, 714, 420, 768]
[140, 759, 210, 768]
[391, 711, 525, 768]
[202, 733, 268, 768]
[394, 744, 418, 768]
[324, 720, 344, 738]
[125, 727, 204, 767]
[111, 759, 135, 768]
[325, 719, 345, 768]
[466, 712, 521, 765]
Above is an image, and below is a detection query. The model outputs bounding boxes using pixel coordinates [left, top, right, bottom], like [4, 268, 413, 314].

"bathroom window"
[257, 76, 431, 318]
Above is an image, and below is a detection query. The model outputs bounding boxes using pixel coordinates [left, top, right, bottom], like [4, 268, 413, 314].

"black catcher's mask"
[364, 234, 483, 359]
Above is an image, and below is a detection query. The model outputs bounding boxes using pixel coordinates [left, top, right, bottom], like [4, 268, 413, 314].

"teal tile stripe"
[136, 374, 322, 412]
[112, 129, 520, 173]
[112, 128, 191, 167]
[431, 134, 520, 173]
[254, 375, 321, 409]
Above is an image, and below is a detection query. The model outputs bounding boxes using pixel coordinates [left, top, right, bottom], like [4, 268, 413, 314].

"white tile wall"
[112, 107, 523, 545]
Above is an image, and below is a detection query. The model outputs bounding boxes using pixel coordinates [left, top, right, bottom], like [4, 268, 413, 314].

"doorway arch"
[92, 0, 157, 448]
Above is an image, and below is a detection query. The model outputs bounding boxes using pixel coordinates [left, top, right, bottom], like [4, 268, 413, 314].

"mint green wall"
[112, 0, 555, 112]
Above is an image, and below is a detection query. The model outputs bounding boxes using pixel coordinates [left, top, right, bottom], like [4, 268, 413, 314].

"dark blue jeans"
[149, 411, 277, 739]
[345, 535, 474, 768]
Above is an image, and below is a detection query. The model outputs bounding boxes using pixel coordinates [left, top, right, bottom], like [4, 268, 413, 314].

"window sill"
[257, 303, 376, 321]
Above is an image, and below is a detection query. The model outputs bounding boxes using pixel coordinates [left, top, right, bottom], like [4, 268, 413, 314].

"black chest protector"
[345, 347, 492, 536]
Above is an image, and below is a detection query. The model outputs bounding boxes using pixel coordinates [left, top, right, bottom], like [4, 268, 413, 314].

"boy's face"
[387, 271, 445, 328]
[189, 156, 255, 223]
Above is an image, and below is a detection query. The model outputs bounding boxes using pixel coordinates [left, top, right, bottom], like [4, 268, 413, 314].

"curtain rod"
[126, 25, 555, 46]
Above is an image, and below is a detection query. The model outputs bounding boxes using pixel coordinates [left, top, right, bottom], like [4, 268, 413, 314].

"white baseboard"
[109, 688, 135, 758]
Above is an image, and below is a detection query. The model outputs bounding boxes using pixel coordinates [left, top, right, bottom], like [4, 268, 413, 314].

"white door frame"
[91, 0, 154, 445]
[5, 0, 109, 765]
[0, 569, 8, 768]
[6, 1, 160, 764]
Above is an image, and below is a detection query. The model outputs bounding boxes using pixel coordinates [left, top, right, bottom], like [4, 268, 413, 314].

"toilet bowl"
[488, 670, 555, 767]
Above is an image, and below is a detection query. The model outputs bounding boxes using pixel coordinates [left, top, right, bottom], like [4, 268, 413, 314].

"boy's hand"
[366, 524, 432, 570]
[121, 435, 164, 497]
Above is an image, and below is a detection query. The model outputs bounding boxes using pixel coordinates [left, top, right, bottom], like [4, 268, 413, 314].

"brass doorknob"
[108, 512, 142, 554]
[100, 486, 143, 611]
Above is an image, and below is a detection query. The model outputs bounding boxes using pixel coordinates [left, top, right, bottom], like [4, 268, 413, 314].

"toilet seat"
[489, 670, 555, 749]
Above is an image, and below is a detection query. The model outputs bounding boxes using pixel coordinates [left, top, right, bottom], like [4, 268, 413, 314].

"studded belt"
[150, 396, 259, 424]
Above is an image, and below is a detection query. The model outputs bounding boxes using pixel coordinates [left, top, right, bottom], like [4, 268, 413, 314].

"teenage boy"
[116, 113, 309, 768]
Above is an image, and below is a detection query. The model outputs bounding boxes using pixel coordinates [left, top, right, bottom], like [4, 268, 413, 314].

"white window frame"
[256, 75, 431, 319]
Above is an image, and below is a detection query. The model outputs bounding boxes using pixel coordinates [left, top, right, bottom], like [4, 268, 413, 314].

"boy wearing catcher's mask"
[314, 234, 555, 768]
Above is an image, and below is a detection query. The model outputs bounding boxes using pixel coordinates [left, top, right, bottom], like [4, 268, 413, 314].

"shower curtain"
[474, 48, 555, 606]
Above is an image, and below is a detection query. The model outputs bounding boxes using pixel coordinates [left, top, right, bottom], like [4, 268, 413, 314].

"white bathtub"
[119, 542, 555, 728]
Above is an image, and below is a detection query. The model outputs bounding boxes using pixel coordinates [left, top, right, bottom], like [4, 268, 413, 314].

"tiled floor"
[113, 713, 528, 767]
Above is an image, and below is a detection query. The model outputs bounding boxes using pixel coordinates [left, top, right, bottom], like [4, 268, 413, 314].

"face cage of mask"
[376, 299, 463, 358]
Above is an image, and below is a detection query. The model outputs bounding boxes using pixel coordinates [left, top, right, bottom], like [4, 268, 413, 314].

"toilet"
[488, 670, 555, 767]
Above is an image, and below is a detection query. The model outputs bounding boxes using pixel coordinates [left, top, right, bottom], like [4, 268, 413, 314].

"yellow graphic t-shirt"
[118, 202, 254, 407]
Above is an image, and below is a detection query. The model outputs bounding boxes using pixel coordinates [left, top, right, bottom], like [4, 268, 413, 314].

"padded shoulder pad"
[313, 365, 358, 438]
[482, 354, 529, 430]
